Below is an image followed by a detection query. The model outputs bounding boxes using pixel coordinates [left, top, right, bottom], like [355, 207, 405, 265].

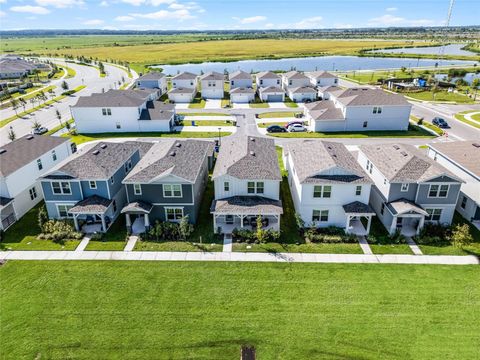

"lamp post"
[218, 127, 221, 147]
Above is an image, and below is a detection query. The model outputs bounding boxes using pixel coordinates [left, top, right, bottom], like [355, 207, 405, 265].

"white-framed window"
[110, 176, 114, 184]
[425, 208, 442, 222]
[52, 150, 57, 161]
[380, 203, 385, 215]
[247, 181, 264, 194]
[134, 184, 142, 195]
[312, 210, 329, 222]
[363, 121, 368, 128]
[89, 181, 97, 189]
[428, 184, 449, 198]
[224, 182, 229, 192]
[383, 178, 387, 185]
[355, 186, 362, 196]
[225, 215, 234, 224]
[401, 183, 409, 192]
[259, 79, 263, 85]
[313, 185, 331, 198]
[460, 196, 467, 209]
[51, 181, 71, 195]
[37, 159, 43, 170]
[102, 108, 112, 116]
[57, 204, 73, 218]
[165, 207, 183, 221]
[29, 187, 37, 200]
[247, 181, 255, 194]
[116, 122, 121, 129]
[256, 182, 264, 194]
[373, 106, 382, 114]
[163, 184, 182, 197]
[124, 159, 132, 173]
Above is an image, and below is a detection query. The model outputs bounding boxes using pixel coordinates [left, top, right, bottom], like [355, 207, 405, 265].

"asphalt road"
[0, 59, 135, 145]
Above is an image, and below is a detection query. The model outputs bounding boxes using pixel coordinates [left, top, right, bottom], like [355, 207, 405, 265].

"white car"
[288, 124, 307, 132]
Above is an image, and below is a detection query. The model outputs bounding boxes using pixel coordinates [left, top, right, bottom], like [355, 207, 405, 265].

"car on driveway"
[287, 124, 307, 132]
[284, 121, 305, 129]
[33, 127, 48, 135]
[432, 117, 450, 128]
[266, 125, 287, 133]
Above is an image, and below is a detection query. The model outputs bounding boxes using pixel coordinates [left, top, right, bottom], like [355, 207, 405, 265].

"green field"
[455, 111, 480, 129]
[405, 90, 474, 103]
[1, 261, 479, 359]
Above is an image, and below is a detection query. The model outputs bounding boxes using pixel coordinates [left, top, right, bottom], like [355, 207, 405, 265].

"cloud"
[10, 5, 50, 15]
[386, 7, 398, 12]
[0, 10, 6, 17]
[292, 16, 323, 29]
[82, 19, 104, 25]
[368, 14, 436, 26]
[168, 1, 203, 12]
[131, 9, 195, 21]
[99, 1, 109, 6]
[35, 0, 84, 8]
[234, 15, 267, 24]
[115, 15, 135, 21]
[121, 0, 145, 5]
[121, 0, 175, 5]
[334, 23, 353, 29]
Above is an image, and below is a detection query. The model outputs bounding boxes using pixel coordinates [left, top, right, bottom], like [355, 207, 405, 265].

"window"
[247, 181, 264, 194]
[225, 215, 234, 224]
[276, 79, 280, 85]
[363, 121, 368, 128]
[312, 210, 329, 222]
[164, 184, 182, 197]
[259, 79, 263, 85]
[110, 176, 114, 185]
[134, 184, 142, 195]
[37, 159, 43, 170]
[102, 108, 112, 116]
[256, 182, 264, 194]
[247, 182, 255, 194]
[383, 178, 387, 185]
[112, 200, 117, 213]
[52, 181, 71, 195]
[366, 160, 370, 170]
[313, 185, 331, 198]
[57, 204, 73, 218]
[224, 182, 229, 192]
[373, 106, 382, 114]
[401, 183, 409, 192]
[116, 122, 121, 129]
[89, 181, 97, 189]
[460, 196, 467, 209]
[124, 159, 132, 173]
[380, 203, 385, 215]
[289, 80, 292, 85]
[231, 80, 234, 86]
[165, 207, 183, 221]
[52, 150, 57, 161]
[426, 208, 442, 222]
[29, 187, 37, 200]
[428, 184, 449, 198]
[71, 143, 77, 153]
[355, 186, 362, 196]
[334, 78, 338, 84]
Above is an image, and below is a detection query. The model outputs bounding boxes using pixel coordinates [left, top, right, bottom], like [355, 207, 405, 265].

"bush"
[415, 223, 451, 245]
[451, 224, 473, 248]
[304, 227, 357, 243]
[38, 219, 82, 243]
[232, 228, 280, 244]
[144, 217, 194, 242]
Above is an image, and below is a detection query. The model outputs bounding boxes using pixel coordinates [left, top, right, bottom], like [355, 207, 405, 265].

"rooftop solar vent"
[393, 145, 400, 150]
[92, 150, 100, 155]
[175, 143, 182, 147]
[169, 151, 176, 156]
[100, 144, 107, 149]
[26, 135, 34, 140]
[473, 143, 480, 148]
[400, 151, 408, 157]
[250, 151, 255, 156]
[0, 149, 6, 154]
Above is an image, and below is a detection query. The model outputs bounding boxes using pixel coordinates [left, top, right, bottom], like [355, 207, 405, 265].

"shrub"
[145, 218, 194, 242]
[451, 223, 473, 248]
[38, 219, 82, 243]
[232, 228, 280, 244]
[304, 227, 357, 244]
[38, 205, 49, 232]
[415, 223, 451, 245]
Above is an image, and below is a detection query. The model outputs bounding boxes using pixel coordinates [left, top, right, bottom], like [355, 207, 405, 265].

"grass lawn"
[455, 111, 480, 129]
[0, 205, 80, 251]
[188, 99, 206, 109]
[85, 217, 128, 251]
[178, 112, 227, 116]
[249, 102, 269, 108]
[233, 242, 363, 253]
[182, 120, 234, 126]
[63, 131, 232, 145]
[64, 65, 76, 78]
[406, 90, 474, 103]
[410, 116, 444, 136]
[284, 101, 299, 108]
[134, 241, 222, 252]
[1, 261, 479, 359]
[370, 244, 413, 254]
[45, 118, 74, 135]
[257, 111, 301, 118]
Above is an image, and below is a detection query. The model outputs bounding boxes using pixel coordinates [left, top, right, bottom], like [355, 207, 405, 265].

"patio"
[343, 201, 376, 236]
[69, 195, 114, 233]
[121, 201, 153, 234]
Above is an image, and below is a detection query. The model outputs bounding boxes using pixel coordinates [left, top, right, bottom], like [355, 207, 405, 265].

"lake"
[435, 72, 480, 85]
[368, 44, 477, 56]
[155, 56, 477, 76]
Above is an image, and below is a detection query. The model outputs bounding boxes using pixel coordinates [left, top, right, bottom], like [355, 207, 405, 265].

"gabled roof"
[283, 71, 309, 80]
[211, 196, 283, 215]
[229, 70, 252, 80]
[0, 135, 70, 177]
[318, 85, 342, 93]
[259, 86, 284, 94]
[139, 101, 175, 121]
[307, 71, 337, 79]
[199, 71, 224, 81]
[69, 195, 111, 214]
[285, 141, 371, 184]
[304, 100, 344, 121]
[359, 143, 461, 183]
[213, 136, 281, 181]
[429, 141, 480, 179]
[168, 87, 196, 95]
[137, 72, 165, 81]
[42, 141, 153, 180]
[331, 87, 410, 106]
[288, 86, 317, 94]
[230, 87, 254, 94]
[387, 199, 428, 216]
[123, 139, 214, 184]
[256, 71, 280, 80]
[171, 71, 198, 80]
[73, 89, 157, 108]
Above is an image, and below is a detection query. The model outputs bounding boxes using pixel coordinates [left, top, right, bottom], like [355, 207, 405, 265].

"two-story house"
[281, 71, 311, 89]
[282, 71, 317, 102]
[304, 87, 412, 132]
[255, 71, 284, 102]
[284, 141, 374, 235]
[229, 70, 253, 89]
[0, 135, 74, 230]
[135, 72, 167, 94]
[306, 71, 338, 88]
[358, 144, 463, 236]
[199, 71, 224, 99]
[427, 141, 480, 226]
[168, 71, 198, 103]
[72, 89, 176, 133]
[40, 141, 153, 233]
[121, 139, 214, 234]
[210, 136, 283, 234]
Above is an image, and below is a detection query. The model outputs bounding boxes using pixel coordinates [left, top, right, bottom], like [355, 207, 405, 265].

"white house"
[199, 72, 224, 99]
[427, 141, 480, 226]
[306, 71, 338, 87]
[286, 86, 317, 103]
[210, 136, 283, 234]
[0, 135, 74, 230]
[255, 71, 281, 88]
[229, 70, 253, 89]
[318, 85, 342, 100]
[305, 87, 412, 132]
[282, 71, 311, 89]
[171, 71, 198, 89]
[230, 87, 255, 103]
[258, 86, 285, 102]
[72, 89, 176, 133]
[168, 87, 196, 103]
[135, 72, 167, 94]
[284, 141, 374, 234]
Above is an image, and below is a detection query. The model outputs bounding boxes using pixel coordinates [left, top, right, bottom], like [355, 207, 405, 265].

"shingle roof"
[73, 89, 157, 108]
[137, 72, 165, 81]
[285, 141, 372, 184]
[0, 135, 70, 177]
[212, 136, 281, 181]
[331, 87, 410, 106]
[343, 201, 375, 214]
[168, 87, 196, 95]
[139, 101, 175, 121]
[283, 71, 309, 80]
[429, 141, 480, 178]
[387, 199, 428, 216]
[42, 141, 153, 180]
[171, 71, 197, 80]
[121, 201, 153, 214]
[360, 143, 460, 183]
[0, 58, 37, 74]
[259, 86, 284, 94]
[307, 71, 337, 79]
[304, 101, 344, 121]
[68, 195, 112, 214]
[199, 71, 224, 81]
[229, 70, 252, 80]
[256, 71, 280, 80]
[210, 196, 283, 215]
[318, 85, 342, 93]
[288, 86, 317, 94]
[230, 87, 255, 94]
[123, 139, 214, 184]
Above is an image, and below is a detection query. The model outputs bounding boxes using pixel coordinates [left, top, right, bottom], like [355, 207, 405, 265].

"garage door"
[232, 95, 249, 103]
[267, 94, 283, 102]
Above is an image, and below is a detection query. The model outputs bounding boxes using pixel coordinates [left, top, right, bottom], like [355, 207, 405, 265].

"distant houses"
[0, 54, 49, 79]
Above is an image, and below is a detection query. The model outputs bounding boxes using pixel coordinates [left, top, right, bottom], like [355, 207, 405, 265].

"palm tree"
[7, 127, 16, 142]
[19, 97, 27, 112]
[31, 119, 41, 130]
[30, 97, 36, 109]
[10, 98, 19, 115]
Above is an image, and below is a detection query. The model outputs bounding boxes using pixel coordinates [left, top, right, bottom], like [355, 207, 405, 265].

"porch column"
[73, 214, 80, 232]
[125, 213, 132, 235]
[345, 215, 351, 234]
[390, 216, 397, 235]
[366, 216, 372, 235]
[213, 214, 217, 233]
[417, 216, 425, 235]
[144, 213, 150, 230]
[101, 214, 107, 232]
[240, 215, 244, 228]
[276, 214, 280, 230]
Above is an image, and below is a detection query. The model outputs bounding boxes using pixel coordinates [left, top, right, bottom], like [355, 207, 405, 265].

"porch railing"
[1, 213, 17, 230]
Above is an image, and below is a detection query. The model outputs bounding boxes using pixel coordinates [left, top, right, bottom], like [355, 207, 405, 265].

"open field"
[405, 90, 474, 103]
[1, 261, 479, 359]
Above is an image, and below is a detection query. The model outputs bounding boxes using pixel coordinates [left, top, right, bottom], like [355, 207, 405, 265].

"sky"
[0, 0, 478, 31]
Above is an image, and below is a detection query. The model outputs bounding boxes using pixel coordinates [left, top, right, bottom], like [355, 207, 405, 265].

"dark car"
[284, 121, 304, 129]
[266, 125, 287, 133]
[432, 117, 450, 128]
[33, 127, 48, 135]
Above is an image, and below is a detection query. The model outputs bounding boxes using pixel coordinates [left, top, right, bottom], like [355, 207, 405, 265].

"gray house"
[40, 141, 153, 233]
[121, 139, 215, 234]
[358, 144, 463, 236]
[135, 72, 167, 94]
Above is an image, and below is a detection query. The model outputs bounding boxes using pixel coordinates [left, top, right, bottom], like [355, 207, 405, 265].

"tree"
[472, 78, 480, 89]
[55, 108, 61, 121]
[451, 223, 473, 249]
[31, 120, 41, 130]
[179, 215, 193, 241]
[400, 66, 407, 73]
[10, 98, 19, 115]
[256, 216, 267, 244]
[38, 206, 49, 232]
[18, 97, 27, 112]
[7, 128, 16, 141]
[48, 88, 55, 100]
[29, 97, 36, 109]
[61, 80, 69, 91]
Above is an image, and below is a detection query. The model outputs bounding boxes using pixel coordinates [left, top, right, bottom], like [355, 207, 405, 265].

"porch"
[121, 201, 153, 235]
[387, 199, 428, 236]
[68, 195, 114, 233]
[0, 197, 16, 231]
[343, 201, 376, 236]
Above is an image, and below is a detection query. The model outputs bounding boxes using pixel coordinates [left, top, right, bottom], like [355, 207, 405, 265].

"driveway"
[205, 100, 222, 109]
[232, 103, 250, 109]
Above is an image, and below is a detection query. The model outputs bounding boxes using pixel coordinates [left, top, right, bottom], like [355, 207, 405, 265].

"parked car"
[33, 127, 48, 135]
[287, 124, 307, 132]
[266, 125, 287, 133]
[284, 121, 304, 129]
[432, 117, 450, 128]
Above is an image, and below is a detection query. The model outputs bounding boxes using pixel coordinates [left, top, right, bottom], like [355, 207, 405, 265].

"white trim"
[45, 200, 80, 203]
[89, 181, 97, 189]
[164, 206, 184, 222]
[56, 203, 74, 218]
[151, 202, 194, 206]
[50, 181, 72, 195]
[400, 183, 409, 192]
[427, 184, 449, 198]
[163, 184, 183, 198]
[134, 183, 142, 195]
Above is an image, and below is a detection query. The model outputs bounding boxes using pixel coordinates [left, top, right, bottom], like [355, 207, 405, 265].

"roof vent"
[26, 135, 34, 140]
[393, 145, 400, 150]
[175, 143, 182, 148]
[473, 143, 480, 148]
[92, 150, 100, 155]
[250, 137, 255, 141]
[250, 151, 255, 156]
[100, 144, 107, 149]
[169, 151, 176, 156]
[0, 149, 6, 154]
[400, 151, 408, 157]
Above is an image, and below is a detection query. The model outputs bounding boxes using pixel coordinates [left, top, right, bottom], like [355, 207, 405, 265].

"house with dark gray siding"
[121, 139, 214, 234]
[357, 144, 463, 236]
[40, 141, 153, 233]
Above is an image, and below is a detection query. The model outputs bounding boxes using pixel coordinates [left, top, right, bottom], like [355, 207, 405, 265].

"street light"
[218, 127, 221, 147]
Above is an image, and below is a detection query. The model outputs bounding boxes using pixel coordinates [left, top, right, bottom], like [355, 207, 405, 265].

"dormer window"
[102, 108, 112, 116]
[89, 181, 97, 189]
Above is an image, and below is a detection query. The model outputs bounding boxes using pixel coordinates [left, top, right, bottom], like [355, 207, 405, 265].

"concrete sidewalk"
[0, 250, 477, 265]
